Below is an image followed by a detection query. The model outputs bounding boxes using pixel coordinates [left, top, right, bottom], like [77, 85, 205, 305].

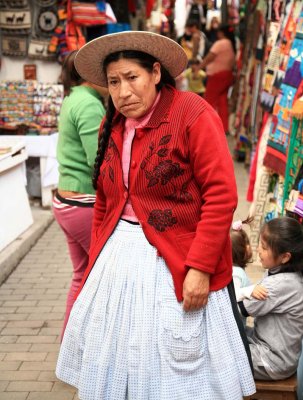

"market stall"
[0, 136, 33, 251]
[230, 0, 303, 254]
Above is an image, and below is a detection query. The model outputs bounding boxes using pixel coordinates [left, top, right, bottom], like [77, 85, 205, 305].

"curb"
[0, 209, 54, 285]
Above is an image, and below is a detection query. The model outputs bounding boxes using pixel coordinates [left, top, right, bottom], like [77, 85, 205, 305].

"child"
[231, 218, 267, 327]
[231, 218, 267, 303]
[184, 58, 206, 96]
[239, 217, 303, 380]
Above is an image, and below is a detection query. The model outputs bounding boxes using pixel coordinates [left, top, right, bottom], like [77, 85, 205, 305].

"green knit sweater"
[57, 85, 106, 194]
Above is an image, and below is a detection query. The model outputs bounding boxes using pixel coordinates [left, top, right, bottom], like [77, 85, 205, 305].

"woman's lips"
[121, 103, 138, 109]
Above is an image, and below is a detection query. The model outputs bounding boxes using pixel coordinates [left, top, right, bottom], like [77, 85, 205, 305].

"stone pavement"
[0, 142, 263, 400]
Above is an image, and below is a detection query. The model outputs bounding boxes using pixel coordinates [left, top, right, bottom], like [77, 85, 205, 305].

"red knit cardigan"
[77, 85, 238, 301]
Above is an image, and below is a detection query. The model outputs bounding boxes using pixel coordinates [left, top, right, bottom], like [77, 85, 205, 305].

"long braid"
[92, 97, 116, 189]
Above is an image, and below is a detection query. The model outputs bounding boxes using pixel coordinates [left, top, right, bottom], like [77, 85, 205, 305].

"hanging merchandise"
[63, 0, 86, 53]
[1, 35, 27, 57]
[48, 1, 68, 59]
[28, 38, 56, 60]
[28, 0, 59, 61]
[0, 9, 31, 32]
[233, 0, 303, 249]
[263, 5, 303, 175]
[0, 0, 31, 58]
[70, 1, 116, 26]
[65, 20, 86, 51]
[37, 8, 59, 34]
[0, 0, 29, 7]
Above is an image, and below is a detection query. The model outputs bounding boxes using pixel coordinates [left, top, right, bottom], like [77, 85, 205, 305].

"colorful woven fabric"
[263, 6, 303, 175]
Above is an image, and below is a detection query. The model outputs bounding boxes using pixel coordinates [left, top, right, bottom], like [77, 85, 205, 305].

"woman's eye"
[109, 80, 118, 86]
[129, 75, 137, 80]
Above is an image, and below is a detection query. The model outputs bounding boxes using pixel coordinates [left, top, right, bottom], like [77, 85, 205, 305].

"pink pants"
[53, 205, 94, 337]
[204, 70, 234, 133]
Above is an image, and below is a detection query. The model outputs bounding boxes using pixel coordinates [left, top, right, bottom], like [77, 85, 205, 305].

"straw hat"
[74, 31, 188, 87]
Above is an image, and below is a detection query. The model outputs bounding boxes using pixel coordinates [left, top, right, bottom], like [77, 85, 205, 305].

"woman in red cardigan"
[56, 31, 255, 400]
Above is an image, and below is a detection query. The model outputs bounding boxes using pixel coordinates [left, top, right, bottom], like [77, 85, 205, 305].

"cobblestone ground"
[0, 157, 261, 400]
[0, 221, 79, 400]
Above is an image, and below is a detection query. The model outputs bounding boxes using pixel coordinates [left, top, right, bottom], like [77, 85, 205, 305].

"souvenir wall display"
[0, 80, 35, 127]
[0, 0, 138, 63]
[0, 80, 63, 135]
[33, 83, 63, 134]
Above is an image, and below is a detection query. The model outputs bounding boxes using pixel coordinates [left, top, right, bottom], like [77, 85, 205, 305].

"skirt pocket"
[159, 299, 205, 372]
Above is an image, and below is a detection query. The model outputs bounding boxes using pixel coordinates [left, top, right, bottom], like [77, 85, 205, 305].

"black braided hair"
[92, 96, 115, 189]
[92, 50, 176, 189]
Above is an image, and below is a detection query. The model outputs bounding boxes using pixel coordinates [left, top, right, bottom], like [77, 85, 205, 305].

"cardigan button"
[131, 160, 137, 168]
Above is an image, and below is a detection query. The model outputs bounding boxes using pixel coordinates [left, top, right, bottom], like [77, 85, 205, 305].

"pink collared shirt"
[121, 92, 161, 222]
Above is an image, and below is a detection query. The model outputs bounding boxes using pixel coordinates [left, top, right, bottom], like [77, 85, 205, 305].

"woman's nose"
[119, 81, 131, 98]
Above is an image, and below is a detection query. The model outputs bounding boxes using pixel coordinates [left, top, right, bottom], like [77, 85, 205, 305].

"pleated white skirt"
[56, 220, 255, 400]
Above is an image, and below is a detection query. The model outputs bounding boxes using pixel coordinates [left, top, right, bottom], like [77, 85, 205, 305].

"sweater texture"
[78, 85, 238, 301]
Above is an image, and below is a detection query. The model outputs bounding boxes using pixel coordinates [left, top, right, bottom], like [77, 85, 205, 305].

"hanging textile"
[263, 5, 303, 175]
[0, 0, 31, 57]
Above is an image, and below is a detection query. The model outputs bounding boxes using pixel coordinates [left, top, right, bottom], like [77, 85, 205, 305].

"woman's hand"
[183, 268, 210, 311]
[252, 284, 268, 300]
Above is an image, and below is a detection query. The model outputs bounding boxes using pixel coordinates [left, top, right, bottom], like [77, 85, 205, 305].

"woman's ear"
[280, 252, 291, 264]
[153, 62, 161, 85]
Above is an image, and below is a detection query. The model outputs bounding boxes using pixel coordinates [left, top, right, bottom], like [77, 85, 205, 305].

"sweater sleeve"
[73, 97, 106, 168]
[243, 278, 284, 317]
[185, 104, 238, 274]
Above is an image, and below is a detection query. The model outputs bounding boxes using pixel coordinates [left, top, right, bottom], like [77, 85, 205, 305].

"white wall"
[0, 56, 61, 83]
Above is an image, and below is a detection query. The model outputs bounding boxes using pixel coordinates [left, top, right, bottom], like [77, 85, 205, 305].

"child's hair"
[189, 58, 200, 66]
[260, 216, 303, 273]
[230, 217, 253, 269]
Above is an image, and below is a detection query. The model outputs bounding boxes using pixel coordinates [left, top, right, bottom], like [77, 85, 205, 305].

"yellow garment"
[291, 97, 303, 119]
[184, 68, 206, 95]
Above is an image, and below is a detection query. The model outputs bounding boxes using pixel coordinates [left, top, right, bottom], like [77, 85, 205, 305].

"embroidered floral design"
[145, 160, 184, 187]
[164, 182, 193, 203]
[140, 134, 193, 203]
[141, 135, 184, 187]
[148, 209, 177, 232]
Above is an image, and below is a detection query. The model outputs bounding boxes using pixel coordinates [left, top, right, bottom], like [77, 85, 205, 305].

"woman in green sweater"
[53, 51, 107, 337]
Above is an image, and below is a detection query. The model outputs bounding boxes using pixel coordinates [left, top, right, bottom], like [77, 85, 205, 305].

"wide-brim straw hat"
[74, 31, 188, 87]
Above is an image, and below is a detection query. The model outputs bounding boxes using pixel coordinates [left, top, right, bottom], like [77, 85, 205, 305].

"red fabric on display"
[204, 70, 234, 132]
[246, 112, 269, 202]
[146, 0, 155, 18]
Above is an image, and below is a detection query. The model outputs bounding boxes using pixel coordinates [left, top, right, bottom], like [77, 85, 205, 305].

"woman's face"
[106, 59, 161, 119]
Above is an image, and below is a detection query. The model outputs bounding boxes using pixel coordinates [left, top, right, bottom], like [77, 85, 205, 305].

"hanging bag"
[70, 1, 116, 26]
[65, 0, 86, 52]
[66, 19, 86, 51]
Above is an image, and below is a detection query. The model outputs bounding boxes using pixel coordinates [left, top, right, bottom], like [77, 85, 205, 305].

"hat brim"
[74, 31, 188, 87]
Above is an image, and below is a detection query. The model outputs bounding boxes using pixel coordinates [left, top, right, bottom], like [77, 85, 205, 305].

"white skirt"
[56, 220, 255, 400]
